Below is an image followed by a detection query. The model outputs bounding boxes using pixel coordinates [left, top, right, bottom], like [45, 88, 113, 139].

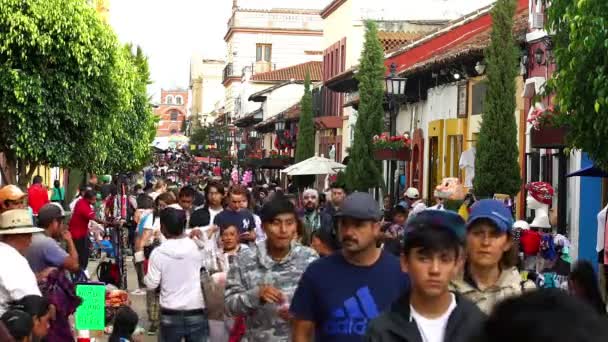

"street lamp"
[249, 130, 258, 138]
[384, 63, 407, 135]
[384, 62, 407, 207]
[275, 119, 286, 132]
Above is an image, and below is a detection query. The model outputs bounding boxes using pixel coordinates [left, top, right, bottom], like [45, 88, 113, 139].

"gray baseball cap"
[335, 192, 382, 221]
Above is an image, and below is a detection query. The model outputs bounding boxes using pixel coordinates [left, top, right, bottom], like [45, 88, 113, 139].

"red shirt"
[27, 184, 49, 215]
[69, 198, 96, 239]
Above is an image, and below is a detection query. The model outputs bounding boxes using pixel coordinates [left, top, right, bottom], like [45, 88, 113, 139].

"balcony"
[223, 63, 235, 84]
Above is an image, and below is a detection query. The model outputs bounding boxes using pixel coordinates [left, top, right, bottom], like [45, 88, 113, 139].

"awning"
[522, 77, 546, 98]
[566, 165, 608, 178]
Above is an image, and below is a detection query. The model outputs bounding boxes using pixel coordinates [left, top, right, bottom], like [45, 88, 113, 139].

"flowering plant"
[527, 106, 556, 130]
[372, 132, 411, 150]
[268, 150, 290, 159]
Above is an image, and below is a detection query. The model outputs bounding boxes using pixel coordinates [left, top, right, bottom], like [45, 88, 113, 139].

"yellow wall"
[444, 118, 467, 182]
[428, 120, 444, 188]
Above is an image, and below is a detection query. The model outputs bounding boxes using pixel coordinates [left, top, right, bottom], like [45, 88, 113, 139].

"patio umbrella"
[281, 155, 346, 176]
[566, 164, 608, 178]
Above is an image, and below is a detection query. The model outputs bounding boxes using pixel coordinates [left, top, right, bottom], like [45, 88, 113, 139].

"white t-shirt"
[208, 207, 222, 226]
[410, 293, 457, 342]
[459, 148, 476, 188]
[0, 242, 42, 316]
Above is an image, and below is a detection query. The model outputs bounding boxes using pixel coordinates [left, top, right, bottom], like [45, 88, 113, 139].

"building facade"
[155, 89, 189, 137]
[222, 1, 324, 121]
[190, 57, 225, 127]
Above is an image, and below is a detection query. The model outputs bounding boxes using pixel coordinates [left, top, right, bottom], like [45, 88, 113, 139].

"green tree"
[0, 0, 156, 183]
[546, 0, 608, 170]
[294, 72, 315, 189]
[0, 0, 119, 185]
[345, 21, 385, 192]
[473, 0, 521, 196]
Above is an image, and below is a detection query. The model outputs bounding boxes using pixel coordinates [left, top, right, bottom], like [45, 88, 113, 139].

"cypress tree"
[345, 20, 385, 192]
[474, 0, 521, 196]
[294, 72, 315, 189]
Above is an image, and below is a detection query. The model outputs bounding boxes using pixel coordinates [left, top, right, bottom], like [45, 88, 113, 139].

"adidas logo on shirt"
[324, 286, 380, 336]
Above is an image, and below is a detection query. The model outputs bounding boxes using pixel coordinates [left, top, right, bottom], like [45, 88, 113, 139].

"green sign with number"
[75, 284, 106, 330]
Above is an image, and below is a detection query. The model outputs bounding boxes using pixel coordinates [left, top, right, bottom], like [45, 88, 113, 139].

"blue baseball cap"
[467, 199, 514, 233]
[405, 210, 466, 242]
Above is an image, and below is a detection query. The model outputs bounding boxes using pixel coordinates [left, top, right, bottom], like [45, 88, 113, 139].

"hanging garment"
[596, 205, 607, 254]
[459, 147, 476, 188]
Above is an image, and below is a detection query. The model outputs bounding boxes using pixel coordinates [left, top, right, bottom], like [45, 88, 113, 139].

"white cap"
[513, 220, 530, 230]
[404, 187, 420, 200]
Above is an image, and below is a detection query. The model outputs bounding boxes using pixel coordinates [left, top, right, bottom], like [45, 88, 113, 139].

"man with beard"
[298, 189, 332, 246]
[291, 192, 409, 342]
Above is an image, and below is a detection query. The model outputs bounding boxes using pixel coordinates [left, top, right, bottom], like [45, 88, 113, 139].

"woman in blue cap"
[451, 199, 535, 314]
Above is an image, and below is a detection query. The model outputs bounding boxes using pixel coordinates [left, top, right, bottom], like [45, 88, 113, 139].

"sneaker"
[147, 323, 158, 335]
[130, 288, 146, 296]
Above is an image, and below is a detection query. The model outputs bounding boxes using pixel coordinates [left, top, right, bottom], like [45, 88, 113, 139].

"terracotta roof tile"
[400, 11, 528, 76]
[251, 61, 322, 82]
[378, 31, 424, 53]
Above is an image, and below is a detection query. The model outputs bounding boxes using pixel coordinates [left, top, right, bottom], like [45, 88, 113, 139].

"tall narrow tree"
[345, 21, 386, 192]
[473, 0, 521, 196]
[294, 72, 315, 189]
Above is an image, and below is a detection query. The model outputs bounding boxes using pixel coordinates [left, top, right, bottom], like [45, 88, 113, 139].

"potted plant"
[528, 106, 568, 148]
[372, 133, 412, 161]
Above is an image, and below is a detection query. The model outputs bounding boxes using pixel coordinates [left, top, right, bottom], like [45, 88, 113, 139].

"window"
[175, 95, 183, 105]
[166, 95, 174, 104]
[256, 44, 272, 62]
[471, 82, 488, 115]
[170, 110, 179, 121]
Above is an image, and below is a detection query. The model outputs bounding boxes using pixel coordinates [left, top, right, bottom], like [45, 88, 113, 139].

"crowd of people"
[0, 163, 607, 342]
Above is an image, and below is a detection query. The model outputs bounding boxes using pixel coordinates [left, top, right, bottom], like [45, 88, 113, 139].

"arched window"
[170, 110, 179, 121]
[166, 95, 174, 104]
[175, 95, 183, 105]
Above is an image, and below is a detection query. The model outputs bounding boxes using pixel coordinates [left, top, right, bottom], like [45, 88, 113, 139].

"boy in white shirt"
[366, 210, 485, 342]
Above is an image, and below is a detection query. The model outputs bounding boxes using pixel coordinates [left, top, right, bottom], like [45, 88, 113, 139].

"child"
[381, 205, 409, 256]
[366, 210, 486, 342]
[384, 205, 408, 239]
[109, 306, 139, 342]
[1, 310, 33, 342]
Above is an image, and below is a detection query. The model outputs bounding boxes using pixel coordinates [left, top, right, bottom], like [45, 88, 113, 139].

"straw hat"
[0, 209, 44, 235]
[0, 185, 26, 203]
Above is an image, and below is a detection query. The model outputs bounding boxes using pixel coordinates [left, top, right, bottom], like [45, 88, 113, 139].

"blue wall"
[578, 153, 602, 269]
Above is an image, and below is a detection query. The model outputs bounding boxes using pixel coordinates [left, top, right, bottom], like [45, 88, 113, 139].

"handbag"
[143, 239, 161, 259]
[200, 269, 226, 321]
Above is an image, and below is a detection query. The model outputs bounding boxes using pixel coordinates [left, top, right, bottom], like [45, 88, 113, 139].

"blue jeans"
[159, 311, 209, 342]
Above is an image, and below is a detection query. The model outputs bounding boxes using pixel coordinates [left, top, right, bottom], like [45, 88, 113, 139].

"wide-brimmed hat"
[0, 185, 27, 203]
[0, 209, 44, 235]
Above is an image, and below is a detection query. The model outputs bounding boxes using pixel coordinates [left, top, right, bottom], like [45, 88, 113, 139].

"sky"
[110, 0, 494, 101]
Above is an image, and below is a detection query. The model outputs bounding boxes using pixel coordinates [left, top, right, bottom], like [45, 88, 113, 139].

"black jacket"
[365, 292, 486, 342]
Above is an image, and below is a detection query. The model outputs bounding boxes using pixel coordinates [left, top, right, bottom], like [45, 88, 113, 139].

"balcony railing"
[223, 63, 234, 83]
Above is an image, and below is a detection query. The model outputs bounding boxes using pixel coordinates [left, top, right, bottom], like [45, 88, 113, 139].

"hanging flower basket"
[373, 148, 411, 161]
[372, 133, 412, 161]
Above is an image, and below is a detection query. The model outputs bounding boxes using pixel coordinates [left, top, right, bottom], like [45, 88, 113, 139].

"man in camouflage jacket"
[224, 196, 318, 341]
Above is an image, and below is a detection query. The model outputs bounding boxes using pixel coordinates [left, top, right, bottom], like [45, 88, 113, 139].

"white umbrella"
[281, 155, 346, 176]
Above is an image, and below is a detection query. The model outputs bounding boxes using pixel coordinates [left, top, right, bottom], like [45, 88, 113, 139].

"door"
[428, 137, 440, 200]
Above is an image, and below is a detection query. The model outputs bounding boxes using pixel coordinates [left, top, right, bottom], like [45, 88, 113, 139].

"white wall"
[230, 33, 323, 76]
[395, 83, 459, 197]
[263, 83, 305, 119]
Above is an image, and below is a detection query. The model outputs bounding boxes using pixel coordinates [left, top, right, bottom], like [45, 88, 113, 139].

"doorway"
[428, 137, 440, 200]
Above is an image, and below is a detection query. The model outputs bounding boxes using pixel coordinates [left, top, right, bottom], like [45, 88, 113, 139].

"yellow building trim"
[427, 120, 444, 193]
[444, 118, 467, 183]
